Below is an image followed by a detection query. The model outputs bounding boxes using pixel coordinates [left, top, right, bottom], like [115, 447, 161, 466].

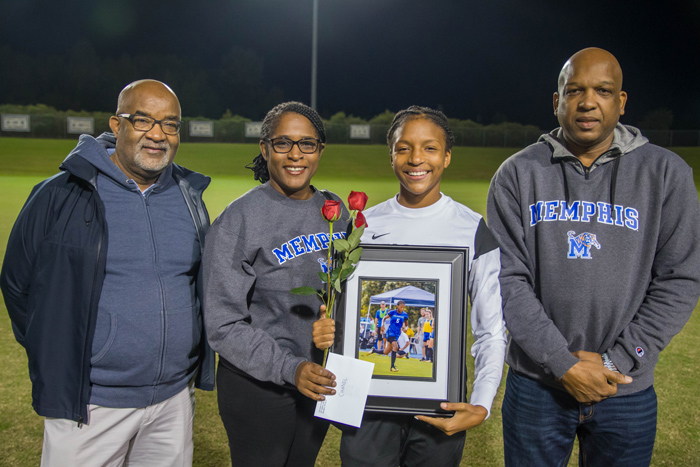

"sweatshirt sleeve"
[0, 182, 50, 346]
[467, 219, 507, 417]
[607, 165, 700, 375]
[202, 219, 305, 387]
[487, 167, 579, 379]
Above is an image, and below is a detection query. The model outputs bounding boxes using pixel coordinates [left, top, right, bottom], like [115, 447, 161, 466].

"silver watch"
[601, 352, 619, 372]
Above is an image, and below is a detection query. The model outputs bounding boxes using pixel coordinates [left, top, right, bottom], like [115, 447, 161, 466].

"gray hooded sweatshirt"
[73, 133, 207, 408]
[203, 183, 349, 387]
[487, 124, 700, 395]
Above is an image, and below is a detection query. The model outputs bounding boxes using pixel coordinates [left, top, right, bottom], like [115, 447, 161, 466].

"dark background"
[1, 0, 698, 129]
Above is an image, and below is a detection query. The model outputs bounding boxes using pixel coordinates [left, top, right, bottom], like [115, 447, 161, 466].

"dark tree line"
[0, 42, 283, 119]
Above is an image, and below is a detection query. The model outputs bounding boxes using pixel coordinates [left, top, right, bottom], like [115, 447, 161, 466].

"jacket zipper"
[181, 182, 205, 249]
[575, 151, 612, 180]
[142, 194, 169, 397]
[79, 190, 103, 427]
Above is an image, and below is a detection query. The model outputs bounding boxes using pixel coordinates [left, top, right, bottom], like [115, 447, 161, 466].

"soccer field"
[360, 351, 434, 378]
[0, 138, 698, 466]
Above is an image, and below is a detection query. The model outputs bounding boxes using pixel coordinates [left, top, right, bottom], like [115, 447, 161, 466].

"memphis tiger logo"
[318, 258, 330, 274]
[567, 231, 601, 259]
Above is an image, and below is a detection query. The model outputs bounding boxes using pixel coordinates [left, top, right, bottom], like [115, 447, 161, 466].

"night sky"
[2, 0, 699, 129]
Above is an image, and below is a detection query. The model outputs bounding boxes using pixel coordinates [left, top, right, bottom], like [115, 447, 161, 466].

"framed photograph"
[332, 244, 469, 415]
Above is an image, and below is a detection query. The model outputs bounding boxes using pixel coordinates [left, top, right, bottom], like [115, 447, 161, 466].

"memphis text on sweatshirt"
[530, 200, 639, 260]
[529, 200, 639, 230]
[273, 231, 348, 265]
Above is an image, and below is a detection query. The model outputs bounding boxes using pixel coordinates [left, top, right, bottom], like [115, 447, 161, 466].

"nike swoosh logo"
[372, 233, 390, 239]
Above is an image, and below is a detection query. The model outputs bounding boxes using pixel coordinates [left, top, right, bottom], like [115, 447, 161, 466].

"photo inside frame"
[356, 279, 438, 382]
[334, 245, 469, 414]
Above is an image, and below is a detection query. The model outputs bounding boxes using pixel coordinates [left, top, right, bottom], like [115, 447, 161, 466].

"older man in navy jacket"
[1, 80, 215, 467]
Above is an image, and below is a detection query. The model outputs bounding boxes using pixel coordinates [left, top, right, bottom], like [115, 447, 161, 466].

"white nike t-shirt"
[360, 193, 507, 416]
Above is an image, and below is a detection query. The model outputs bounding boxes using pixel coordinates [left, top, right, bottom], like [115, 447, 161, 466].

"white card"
[314, 352, 374, 428]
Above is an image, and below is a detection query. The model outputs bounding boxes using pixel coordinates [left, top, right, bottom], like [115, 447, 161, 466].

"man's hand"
[574, 350, 603, 363]
[560, 351, 632, 403]
[415, 403, 488, 436]
[294, 361, 336, 401]
[312, 316, 336, 350]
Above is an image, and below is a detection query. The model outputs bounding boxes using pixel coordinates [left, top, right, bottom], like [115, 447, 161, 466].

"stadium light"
[311, 0, 318, 110]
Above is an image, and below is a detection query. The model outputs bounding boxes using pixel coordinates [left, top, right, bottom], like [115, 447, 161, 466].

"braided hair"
[247, 102, 326, 183]
[386, 106, 455, 152]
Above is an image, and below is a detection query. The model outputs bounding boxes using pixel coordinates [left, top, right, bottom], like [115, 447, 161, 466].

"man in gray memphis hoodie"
[487, 48, 700, 466]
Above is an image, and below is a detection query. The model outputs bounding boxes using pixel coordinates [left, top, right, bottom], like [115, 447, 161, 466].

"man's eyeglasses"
[265, 137, 321, 154]
[117, 114, 182, 135]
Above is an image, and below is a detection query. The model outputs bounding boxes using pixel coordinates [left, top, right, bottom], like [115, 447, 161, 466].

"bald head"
[553, 48, 627, 161]
[116, 79, 181, 115]
[558, 48, 623, 93]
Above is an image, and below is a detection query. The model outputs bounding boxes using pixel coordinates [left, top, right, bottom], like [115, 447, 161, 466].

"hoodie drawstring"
[610, 156, 620, 222]
[560, 161, 571, 206]
[559, 155, 621, 221]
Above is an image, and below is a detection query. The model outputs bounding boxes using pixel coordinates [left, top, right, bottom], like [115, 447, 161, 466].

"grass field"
[0, 137, 699, 466]
[360, 352, 433, 378]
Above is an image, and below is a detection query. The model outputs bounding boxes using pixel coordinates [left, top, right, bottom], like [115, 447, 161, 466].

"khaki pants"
[41, 381, 195, 467]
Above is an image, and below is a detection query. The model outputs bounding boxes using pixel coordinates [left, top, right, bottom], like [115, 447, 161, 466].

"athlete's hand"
[313, 314, 336, 350]
[416, 403, 488, 436]
[560, 351, 632, 403]
[295, 361, 336, 401]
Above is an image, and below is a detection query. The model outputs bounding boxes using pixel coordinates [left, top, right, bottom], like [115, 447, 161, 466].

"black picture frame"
[331, 244, 469, 416]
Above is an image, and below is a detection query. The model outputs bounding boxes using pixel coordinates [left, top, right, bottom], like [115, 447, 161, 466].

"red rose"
[348, 191, 368, 211]
[354, 210, 368, 228]
[321, 200, 342, 222]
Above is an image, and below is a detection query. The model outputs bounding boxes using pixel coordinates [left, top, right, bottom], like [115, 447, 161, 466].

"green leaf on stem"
[333, 239, 350, 252]
[348, 247, 363, 264]
[333, 278, 342, 293]
[348, 225, 364, 249]
[318, 271, 329, 283]
[330, 267, 341, 282]
[290, 286, 319, 295]
[340, 265, 356, 281]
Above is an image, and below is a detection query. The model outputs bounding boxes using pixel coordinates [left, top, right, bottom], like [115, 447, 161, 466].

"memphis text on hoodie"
[273, 231, 347, 265]
[530, 200, 639, 259]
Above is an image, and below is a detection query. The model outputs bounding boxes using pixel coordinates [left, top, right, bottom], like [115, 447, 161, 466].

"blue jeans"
[502, 369, 657, 467]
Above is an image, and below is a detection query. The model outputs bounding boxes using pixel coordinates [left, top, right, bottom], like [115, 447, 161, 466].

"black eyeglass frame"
[263, 137, 323, 154]
[117, 113, 182, 135]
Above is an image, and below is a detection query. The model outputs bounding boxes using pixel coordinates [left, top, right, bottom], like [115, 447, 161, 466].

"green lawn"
[359, 352, 433, 378]
[0, 138, 699, 466]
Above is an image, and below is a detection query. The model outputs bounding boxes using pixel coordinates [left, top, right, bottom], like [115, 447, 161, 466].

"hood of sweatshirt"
[59, 133, 115, 187]
[60, 132, 173, 191]
[537, 124, 649, 210]
[539, 123, 648, 173]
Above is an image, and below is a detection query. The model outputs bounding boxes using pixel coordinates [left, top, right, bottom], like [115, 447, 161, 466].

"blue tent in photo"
[369, 285, 435, 308]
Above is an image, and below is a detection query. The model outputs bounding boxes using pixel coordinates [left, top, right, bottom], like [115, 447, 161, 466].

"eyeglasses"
[265, 137, 321, 154]
[117, 114, 182, 135]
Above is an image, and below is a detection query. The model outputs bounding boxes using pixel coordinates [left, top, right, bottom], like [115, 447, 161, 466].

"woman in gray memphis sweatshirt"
[202, 102, 349, 467]
[487, 123, 700, 396]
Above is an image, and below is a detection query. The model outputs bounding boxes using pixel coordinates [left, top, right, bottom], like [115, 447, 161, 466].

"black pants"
[339, 412, 466, 467]
[217, 362, 330, 467]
